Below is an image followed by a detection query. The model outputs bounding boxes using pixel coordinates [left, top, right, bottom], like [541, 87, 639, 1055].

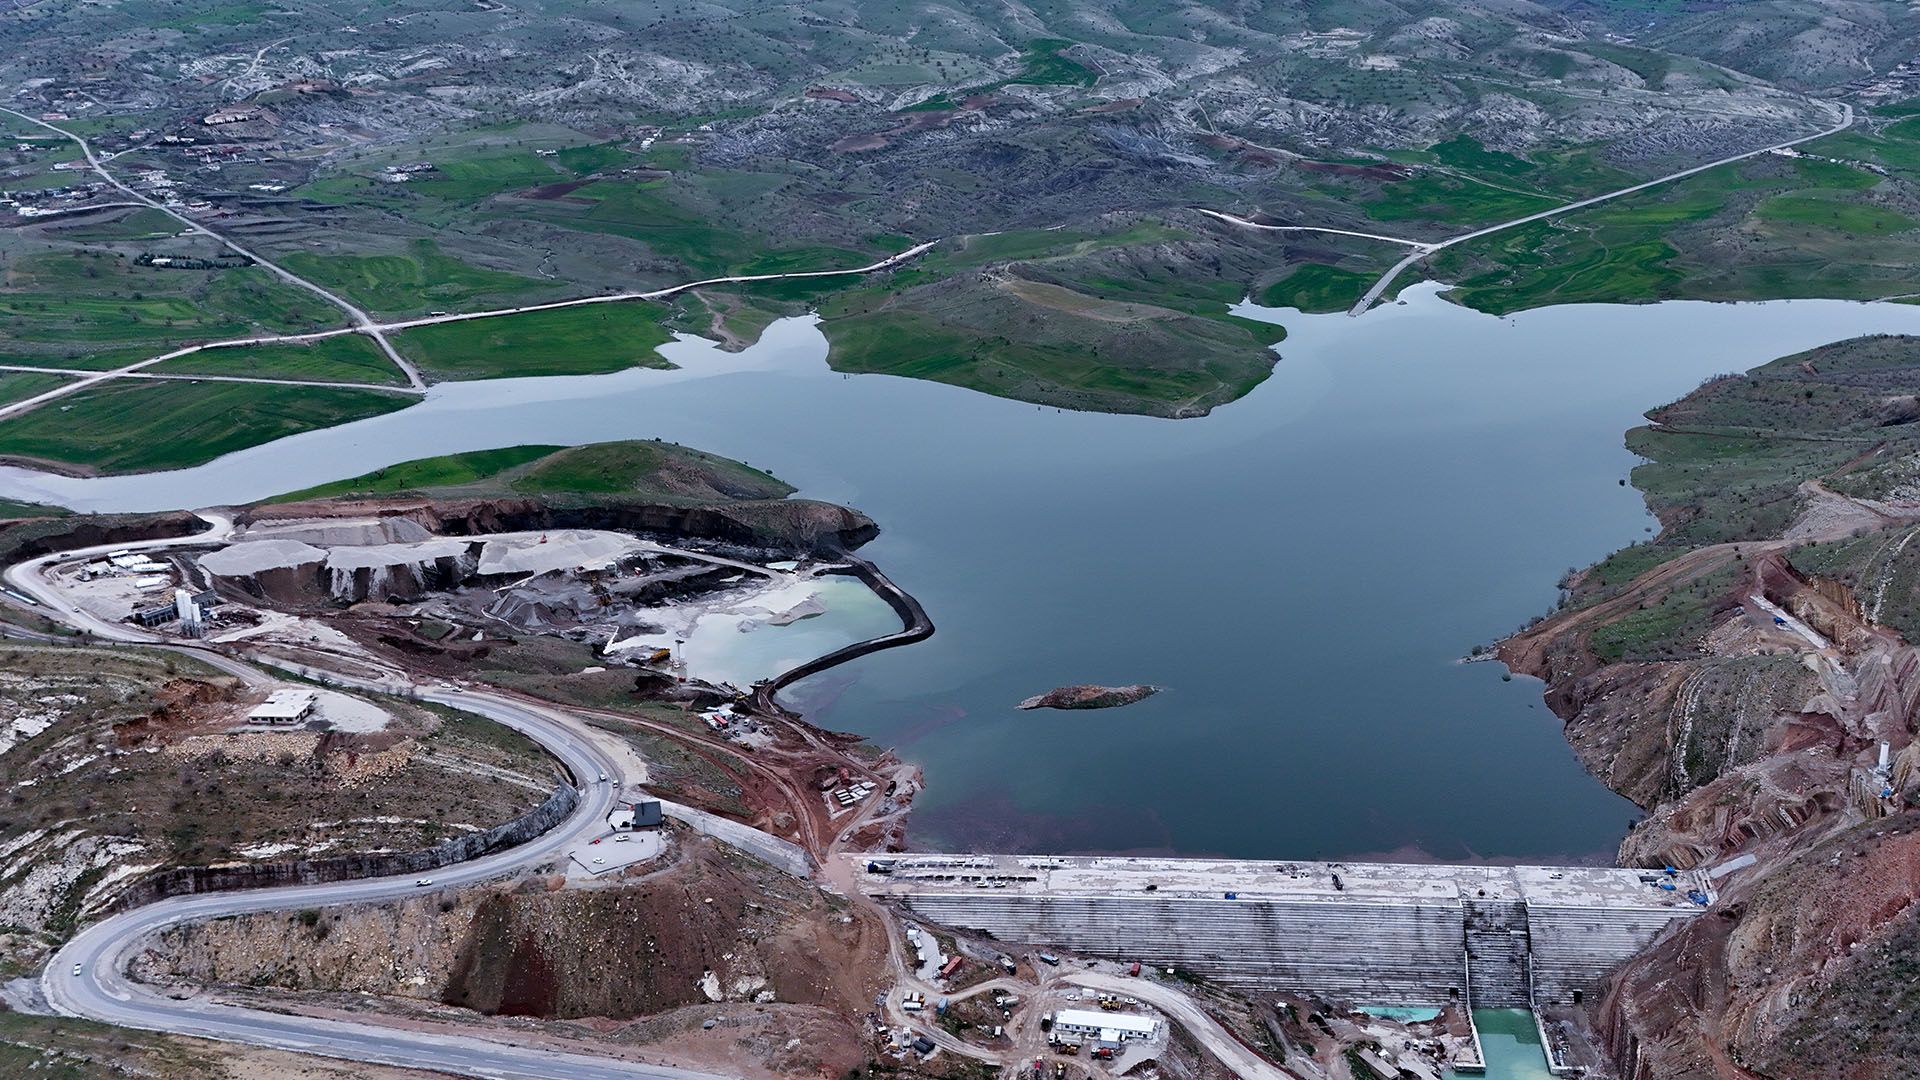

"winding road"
[4, 517, 735, 1078]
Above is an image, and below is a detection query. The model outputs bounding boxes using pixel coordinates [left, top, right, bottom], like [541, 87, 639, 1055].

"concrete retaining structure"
[860, 855, 1706, 1009]
[107, 783, 580, 913]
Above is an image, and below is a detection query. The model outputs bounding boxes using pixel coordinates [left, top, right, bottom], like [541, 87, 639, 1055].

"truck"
[939, 955, 965, 980]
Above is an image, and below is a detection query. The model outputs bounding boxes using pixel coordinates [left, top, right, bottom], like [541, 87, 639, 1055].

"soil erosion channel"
[9, 286, 1920, 860]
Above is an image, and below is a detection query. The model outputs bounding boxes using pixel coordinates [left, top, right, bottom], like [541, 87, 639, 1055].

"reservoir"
[8, 284, 1920, 861]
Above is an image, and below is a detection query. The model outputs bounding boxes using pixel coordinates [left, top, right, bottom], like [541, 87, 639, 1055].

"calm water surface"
[11, 284, 1920, 862]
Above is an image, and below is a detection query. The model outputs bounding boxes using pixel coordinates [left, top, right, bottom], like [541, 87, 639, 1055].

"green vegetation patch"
[0, 380, 415, 474]
[0, 370, 73, 407]
[1357, 170, 1558, 225]
[511, 440, 791, 500]
[272, 440, 791, 506]
[1433, 122, 1920, 312]
[272, 445, 560, 502]
[1427, 135, 1537, 178]
[393, 302, 677, 381]
[1587, 563, 1741, 662]
[154, 335, 406, 384]
[0, 498, 65, 520]
[0, 252, 355, 368]
[1755, 195, 1917, 237]
[1258, 264, 1375, 313]
[278, 241, 544, 317]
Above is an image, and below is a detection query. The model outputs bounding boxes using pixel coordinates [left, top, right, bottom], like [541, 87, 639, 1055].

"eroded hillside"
[1502, 333, 1920, 1076]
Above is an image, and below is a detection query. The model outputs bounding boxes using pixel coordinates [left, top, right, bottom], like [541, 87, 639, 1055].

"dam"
[857, 855, 1709, 1008]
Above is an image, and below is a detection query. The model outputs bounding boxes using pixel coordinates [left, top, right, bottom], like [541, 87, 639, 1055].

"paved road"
[4, 523, 745, 1078]
[1346, 101, 1856, 315]
[0, 192, 936, 420]
[1748, 593, 1831, 652]
[1196, 208, 1431, 249]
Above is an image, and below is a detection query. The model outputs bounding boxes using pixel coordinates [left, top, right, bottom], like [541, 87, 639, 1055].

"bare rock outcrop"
[1017, 684, 1160, 710]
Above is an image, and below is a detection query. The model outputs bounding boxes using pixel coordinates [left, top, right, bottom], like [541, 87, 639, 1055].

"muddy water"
[9, 285, 1920, 861]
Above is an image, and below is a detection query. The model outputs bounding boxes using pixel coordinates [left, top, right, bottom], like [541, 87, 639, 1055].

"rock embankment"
[1017, 684, 1160, 711]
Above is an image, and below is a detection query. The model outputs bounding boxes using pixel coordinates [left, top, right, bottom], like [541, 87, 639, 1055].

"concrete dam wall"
[862, 854, 1707, 1009]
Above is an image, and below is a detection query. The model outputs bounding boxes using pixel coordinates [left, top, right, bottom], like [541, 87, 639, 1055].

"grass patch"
[1258, 264, 1375, 312]
[1755, 195, 1916, 236]
[0, 371, 72, 406]
[511, 440, 789, 499]
[393, 302, 677, 381]
[272, 445, 561, 502]
[154, 335, 406, 384]
[278, 241, 544, 316]
[270, 440, 791, 505]
[1588, 564, 1739, 662]
[1357, 171, 1558, 225]
[0, 380, 415, 474]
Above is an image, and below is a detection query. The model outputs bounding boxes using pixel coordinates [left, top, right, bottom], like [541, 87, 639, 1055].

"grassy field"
[1429, 124, 1920, 312]
[0, 497, 66, 520]
[279, 241, 545, 316]
[393, 302, 677, 381]
[0, 380, 415, 473]
[1355, 170, 1559, 225]
[271, 445, 561, 501]
[153, 335, 406, 384]
[272, 440, 792, 504]
[0, 370, 72, 406]
[0, 248, 354, 370]
[1257, 264, 1376, 312]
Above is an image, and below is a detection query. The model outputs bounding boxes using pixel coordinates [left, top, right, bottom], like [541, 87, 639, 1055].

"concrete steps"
[1528, 905, 1683, 1006]
[1464, 898, 1531, 1009]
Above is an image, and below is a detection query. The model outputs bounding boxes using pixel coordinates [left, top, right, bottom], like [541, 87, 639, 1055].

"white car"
[597, 773, 608, 782]
[414, 878, 433, 887]
[70, 964, 81, 976]
[614, 835, 630, 843]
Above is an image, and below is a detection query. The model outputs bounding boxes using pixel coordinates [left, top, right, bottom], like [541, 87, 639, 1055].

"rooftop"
[854, 854, 1709, 911]
[1054, 1008, 1156, 1035]
[248, 688, 315, 720]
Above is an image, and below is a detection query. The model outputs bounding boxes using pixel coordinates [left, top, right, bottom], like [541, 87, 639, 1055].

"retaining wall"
[105, 783, 579, 913]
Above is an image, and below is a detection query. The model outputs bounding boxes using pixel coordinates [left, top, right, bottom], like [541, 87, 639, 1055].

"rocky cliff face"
[1598, 811, 1920, 1080]
[1503, 336, 1920, 1077]
[250, 497, 879, 558]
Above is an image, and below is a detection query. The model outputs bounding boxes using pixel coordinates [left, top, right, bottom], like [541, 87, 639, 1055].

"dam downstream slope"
[859, 854, 1707, 1009]
[7, 293, 1920, 860]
